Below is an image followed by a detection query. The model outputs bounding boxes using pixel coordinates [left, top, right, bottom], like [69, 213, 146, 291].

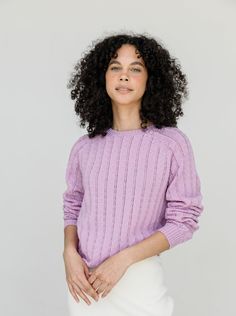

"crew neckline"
[106, 123, 155, 136]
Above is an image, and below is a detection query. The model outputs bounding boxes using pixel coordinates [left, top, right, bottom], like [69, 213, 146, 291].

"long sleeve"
[156, 132, 204, 248]
[62, 126, 204, 267]
[62, 139, 84, 229]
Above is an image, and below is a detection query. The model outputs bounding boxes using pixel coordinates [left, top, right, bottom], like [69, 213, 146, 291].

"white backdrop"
[0, 0, 235, 315]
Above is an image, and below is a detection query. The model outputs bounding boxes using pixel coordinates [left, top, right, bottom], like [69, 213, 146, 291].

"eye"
[110, 66, 120, 71]
[109, 66, 141, 72]
[131, 68, 141, 72]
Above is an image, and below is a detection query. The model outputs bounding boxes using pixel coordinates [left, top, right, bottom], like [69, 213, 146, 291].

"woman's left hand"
[87, 251, 131, 298]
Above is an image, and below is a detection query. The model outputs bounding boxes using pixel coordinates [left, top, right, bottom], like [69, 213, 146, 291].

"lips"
[117, 88, 131, 91]
[115, 86, 133, 92]
[116, 88, 132, 94]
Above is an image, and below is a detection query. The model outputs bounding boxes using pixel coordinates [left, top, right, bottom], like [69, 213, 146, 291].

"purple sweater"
[63, 124, 204, 268]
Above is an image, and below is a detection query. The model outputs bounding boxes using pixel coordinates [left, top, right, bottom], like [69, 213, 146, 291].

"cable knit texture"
[62, 124, 204, 268]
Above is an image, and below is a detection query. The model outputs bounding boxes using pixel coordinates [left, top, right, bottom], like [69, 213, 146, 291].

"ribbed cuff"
[64, 220, 77, 229]
[156, 222, 192, 248]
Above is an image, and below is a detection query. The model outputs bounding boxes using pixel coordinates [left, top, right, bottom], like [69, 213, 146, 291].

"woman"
[62, 32, 204, 316]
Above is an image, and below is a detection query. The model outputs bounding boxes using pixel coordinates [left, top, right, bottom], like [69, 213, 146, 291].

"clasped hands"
[87, 251, 131, 299]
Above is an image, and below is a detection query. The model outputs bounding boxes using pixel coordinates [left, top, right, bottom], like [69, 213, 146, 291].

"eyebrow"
[108, 60, 145, 67]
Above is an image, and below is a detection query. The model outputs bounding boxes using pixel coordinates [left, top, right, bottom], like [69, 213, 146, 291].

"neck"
[112, 121, 152, 131]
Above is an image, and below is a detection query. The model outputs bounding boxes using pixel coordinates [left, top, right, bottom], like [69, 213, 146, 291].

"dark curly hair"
[67, 31, 189, 138]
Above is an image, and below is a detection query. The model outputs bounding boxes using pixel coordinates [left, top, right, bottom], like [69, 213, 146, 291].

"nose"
[119, 69, 129, 81]
[120, 76, 128, 81]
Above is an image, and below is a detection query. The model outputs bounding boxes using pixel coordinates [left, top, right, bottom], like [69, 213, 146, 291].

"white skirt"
[66, 255, 174, 316]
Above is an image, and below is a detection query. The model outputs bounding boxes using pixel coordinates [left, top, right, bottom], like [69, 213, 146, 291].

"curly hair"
[67, 31, 189, 138]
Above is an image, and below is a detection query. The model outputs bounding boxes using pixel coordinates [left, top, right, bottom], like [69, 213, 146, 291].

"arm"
[62, 138, 85, 253]
[63, 225, 79, 255]
[119, 231, 170, 267]
[120, 132, 204, 266]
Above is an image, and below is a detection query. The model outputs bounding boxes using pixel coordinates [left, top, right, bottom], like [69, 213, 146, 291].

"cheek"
[105, 72, 115, 87]
[105, 74, 114, 95]
[105, 73, 110, 88]
[134, 76, 147, 89]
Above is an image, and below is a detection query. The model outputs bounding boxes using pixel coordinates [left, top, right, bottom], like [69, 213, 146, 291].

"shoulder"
[154, 126, 194, 159]
[68, 133, 90, 155]
[155, 126, 191, 146]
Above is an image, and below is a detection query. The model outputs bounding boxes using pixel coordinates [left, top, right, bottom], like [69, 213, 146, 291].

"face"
[105, 44, 148, 107]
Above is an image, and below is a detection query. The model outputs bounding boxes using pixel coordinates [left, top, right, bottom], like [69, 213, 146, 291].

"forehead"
[109, 44, 145, 65]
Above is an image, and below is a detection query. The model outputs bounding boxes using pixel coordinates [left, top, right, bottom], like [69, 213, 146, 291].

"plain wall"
[0, 0, 235, 315]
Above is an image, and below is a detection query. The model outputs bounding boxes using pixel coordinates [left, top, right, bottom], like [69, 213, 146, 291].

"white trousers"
[67, 255, 174, 316]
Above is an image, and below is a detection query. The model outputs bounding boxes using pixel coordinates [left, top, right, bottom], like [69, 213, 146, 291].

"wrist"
[63, 246, 78, 257]
[119, 248, 135, 268]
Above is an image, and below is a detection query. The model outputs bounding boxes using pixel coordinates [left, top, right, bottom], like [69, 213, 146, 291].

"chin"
[112, 100, 140, 107]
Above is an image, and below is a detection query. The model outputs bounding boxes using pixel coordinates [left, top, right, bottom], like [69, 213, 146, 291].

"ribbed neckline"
[106, 123, 155, 136]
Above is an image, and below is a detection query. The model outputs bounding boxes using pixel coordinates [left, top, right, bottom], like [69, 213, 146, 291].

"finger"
[77, 288, 92, 306]
[72, 281, 92, 305]
[96, 282, 107, 294]
[101, 285, 112, 298]
[88, 273, 97, 284]
[68, 283, 80, 303]
[92, 278, 103, 291]
[80, 278, 100, 302]
[84, 266, 90, 279]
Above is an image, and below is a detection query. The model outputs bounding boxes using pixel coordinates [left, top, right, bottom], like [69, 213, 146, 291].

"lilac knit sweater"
[62, 124, 204, 268]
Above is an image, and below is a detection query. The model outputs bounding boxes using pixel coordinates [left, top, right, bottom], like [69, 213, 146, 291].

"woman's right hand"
[63, 248, 99, 305]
